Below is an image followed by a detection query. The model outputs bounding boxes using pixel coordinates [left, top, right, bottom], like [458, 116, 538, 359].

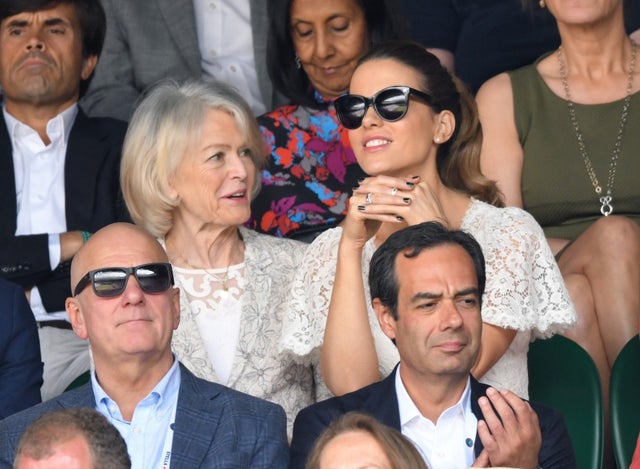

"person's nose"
[227, 153, 249, 180]
[313, 30, 335, 60]
[439, 300, 464, 330]
[120, 274, 145, 305]
[25, 30, 46, 52]
[361, 103, 382, 129]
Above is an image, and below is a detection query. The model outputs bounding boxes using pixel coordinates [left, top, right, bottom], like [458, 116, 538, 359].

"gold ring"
[365, 193, 373, 205]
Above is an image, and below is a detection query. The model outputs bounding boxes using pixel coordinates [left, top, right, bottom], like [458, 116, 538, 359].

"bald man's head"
[65, 222, 179, 367]
[70, 223, 169, 293]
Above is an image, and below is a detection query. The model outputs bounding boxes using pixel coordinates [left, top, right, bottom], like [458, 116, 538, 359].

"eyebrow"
[5, 17, 68, 28]
[291, 13, 346, 25]
[410, 287, 479, 303]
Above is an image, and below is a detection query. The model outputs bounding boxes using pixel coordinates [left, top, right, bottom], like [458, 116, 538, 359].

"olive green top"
[509, 57, 640, 241]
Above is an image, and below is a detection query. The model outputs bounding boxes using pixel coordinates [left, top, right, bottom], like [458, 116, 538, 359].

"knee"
[564, 273, 597, 331]
[583, 216, 640, 257]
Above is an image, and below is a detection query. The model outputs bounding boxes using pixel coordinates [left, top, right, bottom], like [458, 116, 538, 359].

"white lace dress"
[282, 199, 576, 399]
[167, 228, 315, 436]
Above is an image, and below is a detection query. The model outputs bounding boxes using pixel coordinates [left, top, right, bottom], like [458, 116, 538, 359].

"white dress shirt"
[193, 0, 266, 115]
[4, 104, 78, 321]
[396, 367, 478, 469]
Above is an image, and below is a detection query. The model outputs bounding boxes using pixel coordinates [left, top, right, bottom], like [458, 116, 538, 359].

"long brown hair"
[359, 40, 504, 207]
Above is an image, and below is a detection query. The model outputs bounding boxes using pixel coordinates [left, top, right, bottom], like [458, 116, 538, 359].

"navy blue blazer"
[290, 368, 576, 469]
[0, 109, 129, 313]
[0, 279, 42, 419]
[0, 363, 289, 468]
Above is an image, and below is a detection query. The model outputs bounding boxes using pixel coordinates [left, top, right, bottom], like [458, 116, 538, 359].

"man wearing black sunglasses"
[0, 222, 289, 468]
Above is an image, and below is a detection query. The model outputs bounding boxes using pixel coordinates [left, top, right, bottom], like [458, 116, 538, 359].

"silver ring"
[390, 187, 398, 196]
[365, 193, 373, 205]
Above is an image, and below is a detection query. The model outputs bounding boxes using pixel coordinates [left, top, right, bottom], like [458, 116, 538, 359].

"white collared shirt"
[396, 366, 478, 469]
[193, 0, 266, 115]
[4, 104, 78, 321]
[93, 357, 181, 469]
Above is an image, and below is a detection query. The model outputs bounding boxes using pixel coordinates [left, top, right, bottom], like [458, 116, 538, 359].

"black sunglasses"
[335, 86, 433, 129]
[73, 263, 174, 298]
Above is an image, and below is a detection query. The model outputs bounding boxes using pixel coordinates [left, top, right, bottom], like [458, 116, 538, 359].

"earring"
[294, 53, 301, 70]
[434, 137, 441, 143]
[539, 0, 546, 7]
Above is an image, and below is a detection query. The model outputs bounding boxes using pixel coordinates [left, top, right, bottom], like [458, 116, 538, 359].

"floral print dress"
[248, 92, 366, 242]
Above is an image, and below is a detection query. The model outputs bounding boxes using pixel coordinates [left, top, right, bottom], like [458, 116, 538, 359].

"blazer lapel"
[363, 366, 403, 429]
[249, 0, 272, 106]
[470, 377, 489, 457]
[226, 228, 272, 388]
[171, 364, 224, 467]
[155, 0, 200, 76]
[64, 110, 109, 229]
[0, 118, 18, 238]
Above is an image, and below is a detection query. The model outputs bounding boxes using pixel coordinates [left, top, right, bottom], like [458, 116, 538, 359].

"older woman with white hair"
[120, 80, 314, 435]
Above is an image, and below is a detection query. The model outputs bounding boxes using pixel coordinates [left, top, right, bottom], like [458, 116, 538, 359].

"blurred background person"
[477, 0, 640, 424]
[13, 408, 131, 469]
[121, 80, 314, 435]
[0, 0, 129, 400]
[0, 278, 42, 419]
[306, 412, 428, 469]
[247, 0, 403, 242]
[80, 0, 280, 120]
[282, 40, 575, 401]
[399, 0, 640, 94]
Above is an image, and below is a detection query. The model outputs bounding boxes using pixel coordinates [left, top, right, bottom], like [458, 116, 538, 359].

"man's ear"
[373, 298, 396, 341]
[80, 54, 98, 81]
[66, 297, 88, 340]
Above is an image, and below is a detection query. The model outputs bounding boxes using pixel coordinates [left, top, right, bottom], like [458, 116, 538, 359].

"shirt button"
[209, 2, 216, 10]
[230, 65, 237, 72]
[211, 49, 217, 57]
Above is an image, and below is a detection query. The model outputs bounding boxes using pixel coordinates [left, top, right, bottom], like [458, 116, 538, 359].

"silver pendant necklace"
[557, 40, 637, 216]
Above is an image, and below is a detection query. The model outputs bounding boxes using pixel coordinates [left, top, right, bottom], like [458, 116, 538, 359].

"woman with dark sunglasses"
[283, 40, 576, 400]
[119, 80, 314, 437]
[246, 0, 403, 242]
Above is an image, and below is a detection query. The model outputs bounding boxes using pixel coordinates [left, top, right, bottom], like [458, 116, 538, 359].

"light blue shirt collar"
[92, 357, 181, 469]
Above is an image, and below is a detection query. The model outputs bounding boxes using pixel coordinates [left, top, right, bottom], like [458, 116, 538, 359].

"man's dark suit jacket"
[0, 279, 42, 419]
[0, 109, 129, 313]
[290, 368, 577, 469]
[0, 363, 289, 468]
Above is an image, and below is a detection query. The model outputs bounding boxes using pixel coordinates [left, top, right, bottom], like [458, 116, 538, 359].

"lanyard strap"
[159, 402, 178, 469]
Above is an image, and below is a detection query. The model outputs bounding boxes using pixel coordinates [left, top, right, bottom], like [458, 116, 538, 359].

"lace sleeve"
[279, 228, 342, 362]
[464, 203, 577, 339]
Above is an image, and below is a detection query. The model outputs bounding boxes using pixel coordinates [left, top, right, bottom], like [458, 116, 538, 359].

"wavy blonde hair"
[120, 80, 266, 237]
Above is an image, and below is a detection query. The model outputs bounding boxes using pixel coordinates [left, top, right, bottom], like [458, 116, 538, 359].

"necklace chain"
[168, 251, 232, 291]
[557, 40, 637, 216]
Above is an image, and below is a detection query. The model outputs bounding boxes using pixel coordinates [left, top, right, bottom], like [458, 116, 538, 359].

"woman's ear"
[433, 110, 456, 144]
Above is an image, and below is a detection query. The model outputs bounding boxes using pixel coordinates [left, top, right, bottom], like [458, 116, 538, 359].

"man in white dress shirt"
[80, 0, 282, 120]
[0, 0, 129, 400]
[290, 222, 576, 469]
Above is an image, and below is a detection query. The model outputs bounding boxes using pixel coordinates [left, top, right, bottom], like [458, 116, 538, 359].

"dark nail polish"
[357, 177, 366, 183]
[405, 182, 414, 188]
[411, 175, 420, 179]
[357, 205, 365, 211]
[396, 216, 404, 221]
[403, 198, 411, 204]
[352, 185, 359, 191]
